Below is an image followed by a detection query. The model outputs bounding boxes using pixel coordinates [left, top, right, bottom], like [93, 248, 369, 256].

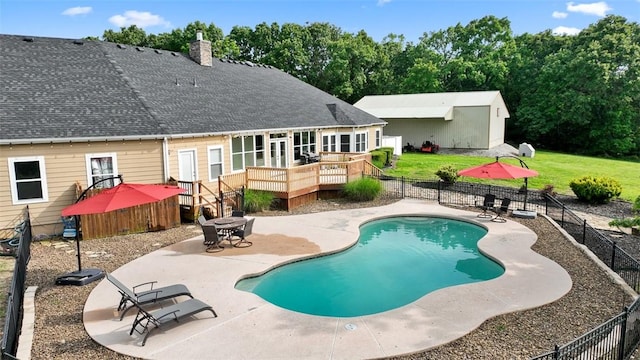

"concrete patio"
[83, 199, 572, 359]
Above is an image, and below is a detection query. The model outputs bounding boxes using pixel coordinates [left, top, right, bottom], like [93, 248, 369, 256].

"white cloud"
[552, 11, 568, 19]
[62, 7, 92, 16]
[553, 26, 582, 35]
[108, 10, 171, 29]
[377, 0, 392, 6]
[566, 2, 612, 16]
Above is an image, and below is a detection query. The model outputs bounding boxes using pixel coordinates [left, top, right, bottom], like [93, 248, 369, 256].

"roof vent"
[135, 47, 144, 52]
[117, 44, 126, 49]
[22, 37, 34, 42]
[171, 52, 178, 56]
[154, 49, 162, 54]
[175, 77, 180, 86]
[73, 39, 84, 45]
[193, 77, 197, 87]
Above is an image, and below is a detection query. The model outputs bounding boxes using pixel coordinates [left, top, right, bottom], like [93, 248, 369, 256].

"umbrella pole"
[75, 215, 82, 271]
[524, 178, 528, 211]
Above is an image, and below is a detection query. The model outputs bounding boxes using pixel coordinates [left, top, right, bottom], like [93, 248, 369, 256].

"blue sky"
[1, 0, 638, 43]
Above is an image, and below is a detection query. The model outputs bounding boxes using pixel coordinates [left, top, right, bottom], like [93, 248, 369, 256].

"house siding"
[382, 107, 490, 149]
[1, 140, 164, 237]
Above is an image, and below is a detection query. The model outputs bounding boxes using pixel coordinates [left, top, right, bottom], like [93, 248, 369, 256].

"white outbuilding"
[354, 91, 510, 150]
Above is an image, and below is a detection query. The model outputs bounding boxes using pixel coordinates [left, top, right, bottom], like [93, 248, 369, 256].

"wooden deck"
[178, 152, 381, 217]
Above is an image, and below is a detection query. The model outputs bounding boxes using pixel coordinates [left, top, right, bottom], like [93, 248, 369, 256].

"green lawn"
[384, 150, 640, 202]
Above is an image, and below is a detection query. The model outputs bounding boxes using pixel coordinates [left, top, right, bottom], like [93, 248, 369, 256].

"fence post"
[553, 344, 560, 359]
[561, 205, 565, 228]
[545, 195, 549, 215]
[619, 306, 628, 360]
[611, 241, 617, 270]
[437, 180, 441, 203]
[582, 219, 587, 244]
[401, 176, 405, 198]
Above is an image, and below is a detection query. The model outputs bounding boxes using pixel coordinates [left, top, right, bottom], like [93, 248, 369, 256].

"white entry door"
[178, 149, 197, 181]
[270, 139, 287, 168]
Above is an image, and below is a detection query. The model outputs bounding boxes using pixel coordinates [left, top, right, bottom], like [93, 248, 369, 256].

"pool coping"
[83, 199, 572, 359]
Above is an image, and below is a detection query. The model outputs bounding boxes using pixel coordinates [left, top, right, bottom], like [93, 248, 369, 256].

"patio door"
[270, 139, 287, 168]
[178, 149, 197, 181]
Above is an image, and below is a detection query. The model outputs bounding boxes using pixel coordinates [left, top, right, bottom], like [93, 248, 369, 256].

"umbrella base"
[512, 210, 537, 219]
[55, 268, 105, 286]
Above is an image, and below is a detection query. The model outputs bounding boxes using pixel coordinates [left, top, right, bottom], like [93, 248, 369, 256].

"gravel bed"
[24, 197, 638, 359]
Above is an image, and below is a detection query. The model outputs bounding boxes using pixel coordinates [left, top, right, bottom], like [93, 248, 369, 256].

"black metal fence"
[373, 175, 640, 360]
[1, 207, 32, 360]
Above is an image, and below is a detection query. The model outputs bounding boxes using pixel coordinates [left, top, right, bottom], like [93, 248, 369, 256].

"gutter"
[0, 124, 387, 146]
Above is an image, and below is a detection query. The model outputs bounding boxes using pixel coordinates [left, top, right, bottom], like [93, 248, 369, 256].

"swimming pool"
[235, 216, 504, 317]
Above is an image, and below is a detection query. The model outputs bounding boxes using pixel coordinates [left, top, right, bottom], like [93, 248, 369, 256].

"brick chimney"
[189, 30, 212, 67]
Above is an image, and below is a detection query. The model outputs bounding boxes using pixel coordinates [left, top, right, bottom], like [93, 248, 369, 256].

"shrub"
[342, 177, 382, 201]
[634, 195, 640, 215]
[569, 176, 622, 204]
[370, 150, 386, 168]
[541, 184, 557, 197]
[435, 165, 459, 183]
[243, 189, 275, 213]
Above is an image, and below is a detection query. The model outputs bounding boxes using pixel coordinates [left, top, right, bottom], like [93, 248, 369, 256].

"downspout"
[162, 137, 170, 182]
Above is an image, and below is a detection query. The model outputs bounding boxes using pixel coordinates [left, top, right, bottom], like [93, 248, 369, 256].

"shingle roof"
[0, 34, 385, 142]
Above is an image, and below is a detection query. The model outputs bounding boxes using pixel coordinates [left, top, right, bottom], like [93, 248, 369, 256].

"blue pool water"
[235, 216, 504, 317]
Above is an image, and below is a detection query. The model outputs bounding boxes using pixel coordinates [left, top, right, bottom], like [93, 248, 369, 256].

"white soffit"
[360, 106, 453, 120]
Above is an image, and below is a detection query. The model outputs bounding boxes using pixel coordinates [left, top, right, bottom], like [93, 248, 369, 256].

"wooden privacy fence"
[76, 184, 181, 240]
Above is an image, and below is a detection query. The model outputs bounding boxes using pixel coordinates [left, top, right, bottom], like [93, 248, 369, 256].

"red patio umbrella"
[57, 180, 185, 286]
[61, 183, 186, 216]
[457, 161, 538, 179]
[457, 157, 539, 211]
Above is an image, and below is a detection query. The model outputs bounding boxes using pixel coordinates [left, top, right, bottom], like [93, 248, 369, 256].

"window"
[375, 129, 381, 148]
[231, 135, 265, 171]
[86, 153, 118, 189]
[8, 156, 49, 204]
[340, 134, 351, 152]
[322, 134, 336, 152]
[355, 132, 367, 152]
[207, 146, 223, 181]
[293, 130, 317, 161]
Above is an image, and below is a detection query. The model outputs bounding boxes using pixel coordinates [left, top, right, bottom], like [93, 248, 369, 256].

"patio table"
[204, 217, 247, 247]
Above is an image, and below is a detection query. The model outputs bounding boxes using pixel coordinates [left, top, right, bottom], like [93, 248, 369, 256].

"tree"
[102, 25, 149, 46]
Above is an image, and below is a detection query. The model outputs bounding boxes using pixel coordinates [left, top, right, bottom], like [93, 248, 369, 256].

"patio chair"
[61, 216, 77, 239]
[129, 297, 217, 346]
[231, 210, 245, 217]
[491, 198, 511, 223]
[201, 225, 224, 252]
[105, 273, 193, 321]
[230, 217, 254, 247]
[476, 194, 496, 219]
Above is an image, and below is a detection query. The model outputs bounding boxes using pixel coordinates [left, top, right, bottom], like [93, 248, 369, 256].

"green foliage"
[435, 165, 460, 183]
[371, 147, 394, 168]
[370, 150, 386, 168]
[569, 176, 622, 204]
[634, 195, 640, 215]
[609, 217, 640, 228]
[243, 189, 275, 213]
[342, 177, 382, 201]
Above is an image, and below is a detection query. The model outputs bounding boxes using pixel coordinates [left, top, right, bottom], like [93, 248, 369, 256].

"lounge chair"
[105, 273, 193, 321]
[491, 198, 511, 223]
[476, 194, 496, 218]
[129, 297, 217, 346]
[230, 217, 254, 247]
